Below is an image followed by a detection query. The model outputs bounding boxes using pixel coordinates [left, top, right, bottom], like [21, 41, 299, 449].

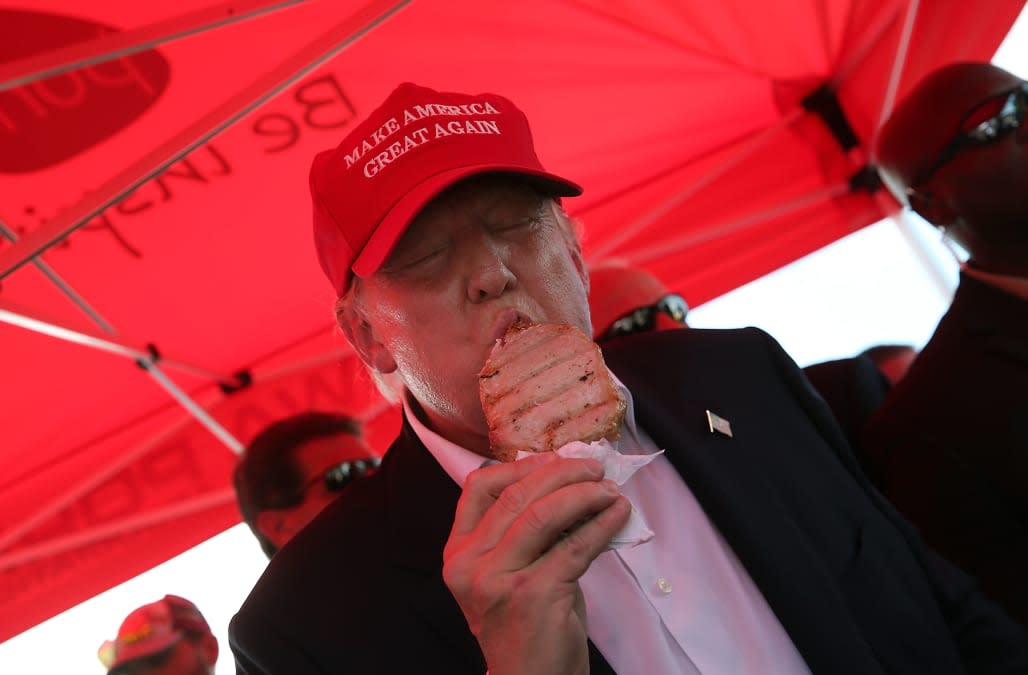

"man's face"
[918, 85, 1028, 250]
[265, 432, 374, 548]
[880, 66, 1028, 257]
[349, 176, 590, 454]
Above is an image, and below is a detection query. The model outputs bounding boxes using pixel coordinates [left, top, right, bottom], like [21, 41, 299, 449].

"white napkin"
[516, 439, 663, 549]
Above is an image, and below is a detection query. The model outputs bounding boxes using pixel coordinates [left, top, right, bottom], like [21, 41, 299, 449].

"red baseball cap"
[310, 82, 582, 294]
[97, 595, 213, 671]
[588, 262, 674, 339]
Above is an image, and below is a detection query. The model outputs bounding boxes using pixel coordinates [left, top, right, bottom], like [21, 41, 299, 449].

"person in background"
[802, 343, 918, 466]
[866, 60, 1028, 625]
[98, 595, 217, 675]
[587, 260, 690, 343]
[233, 411, 381, 558]
[859, 343, 918, 385]
[230, 82, 1028, 674]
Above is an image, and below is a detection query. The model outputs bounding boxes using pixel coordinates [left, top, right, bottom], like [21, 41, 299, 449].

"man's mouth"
[489, 308, 532, 343]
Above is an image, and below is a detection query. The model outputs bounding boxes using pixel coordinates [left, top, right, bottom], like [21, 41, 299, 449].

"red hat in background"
[97, 594, 213, 671]
[310, 82, 582, 294]
[588, 261, 676, 339]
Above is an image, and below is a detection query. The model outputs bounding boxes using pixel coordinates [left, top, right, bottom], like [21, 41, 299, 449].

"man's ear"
[338, 295, 397, 374]
[572, 244, 588, 295]
[908, 189, 957, 227]
[556, 207, 588, 293]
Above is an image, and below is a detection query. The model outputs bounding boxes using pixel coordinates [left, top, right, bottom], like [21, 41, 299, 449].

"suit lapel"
[606, 336, 884, 675]
[382, 419, 487, 672]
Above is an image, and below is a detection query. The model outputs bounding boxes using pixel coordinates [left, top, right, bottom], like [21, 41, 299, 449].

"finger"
[449, 453, 558, 538]
[533, 495, 632, 581]
[494, 479, 622, 570]
[469, 457, 606, 550]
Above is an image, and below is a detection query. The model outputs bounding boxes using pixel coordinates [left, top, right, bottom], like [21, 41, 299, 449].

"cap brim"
[107, 633, 182, 669]
[351, 165, 582, 278]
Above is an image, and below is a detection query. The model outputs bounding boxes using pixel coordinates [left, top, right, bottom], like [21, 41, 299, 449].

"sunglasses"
[295, 457, 382, 499]
[598, 293, 689, 343]
[910, 82, 1027, 191]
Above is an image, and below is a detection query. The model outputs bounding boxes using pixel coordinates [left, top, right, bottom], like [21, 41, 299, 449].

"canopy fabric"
[0, 0, 1022, 642]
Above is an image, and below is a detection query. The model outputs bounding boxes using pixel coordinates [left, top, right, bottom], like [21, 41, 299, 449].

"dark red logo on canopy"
[0, 9, 171, 173]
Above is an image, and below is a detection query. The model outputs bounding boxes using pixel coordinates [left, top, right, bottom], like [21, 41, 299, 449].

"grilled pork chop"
[479, 321, 626, 462]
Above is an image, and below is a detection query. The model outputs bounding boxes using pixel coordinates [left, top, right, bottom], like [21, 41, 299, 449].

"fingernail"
[601, 480, 620, 495]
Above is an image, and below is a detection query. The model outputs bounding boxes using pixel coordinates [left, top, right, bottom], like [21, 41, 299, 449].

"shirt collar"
[403, 373, 644, 488]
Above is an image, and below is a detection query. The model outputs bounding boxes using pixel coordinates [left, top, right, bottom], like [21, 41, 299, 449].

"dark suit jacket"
[802, 354, 892, 471]
[862, 273, 1028, 626]
[231, 327, 1028, 674]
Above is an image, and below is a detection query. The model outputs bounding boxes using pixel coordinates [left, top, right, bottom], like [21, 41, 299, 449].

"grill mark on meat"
[541, 398, 624, 446]
[497, 375, 616, 441]
[480, 337, 593, 404]
[482, 351, 597, 419]
[491, 397, 625, 456]
[480, 324, 563, 374]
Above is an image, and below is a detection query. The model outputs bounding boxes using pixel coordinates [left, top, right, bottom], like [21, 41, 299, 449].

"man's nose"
[466, 239, 516, 302]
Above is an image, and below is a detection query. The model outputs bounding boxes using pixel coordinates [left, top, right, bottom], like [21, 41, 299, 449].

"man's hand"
[443, 453, 631, 675]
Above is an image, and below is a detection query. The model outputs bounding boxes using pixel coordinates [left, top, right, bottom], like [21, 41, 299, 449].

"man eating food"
[229, 82, 1028, 675]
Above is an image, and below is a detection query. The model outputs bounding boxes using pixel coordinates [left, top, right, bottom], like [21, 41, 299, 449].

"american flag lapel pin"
[706, 410, 733, 438]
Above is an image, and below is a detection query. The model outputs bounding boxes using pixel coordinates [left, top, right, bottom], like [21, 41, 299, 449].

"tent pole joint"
[848, 165, 883, 194]
[802, 84, 859, 151]
[136, 343, 163, 369]
[219, 369, 253, 395]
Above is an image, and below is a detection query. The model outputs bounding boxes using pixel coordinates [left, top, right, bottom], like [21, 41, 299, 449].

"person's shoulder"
[245, 463, 393, 595]
[603, 325, 772, 352]
[231, 471, 394, 643]
[602, 327, 791, 391]
[804, 354, 890, 394]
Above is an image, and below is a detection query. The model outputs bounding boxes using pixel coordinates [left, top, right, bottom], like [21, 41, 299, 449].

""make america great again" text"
[343, 101, 502, 177]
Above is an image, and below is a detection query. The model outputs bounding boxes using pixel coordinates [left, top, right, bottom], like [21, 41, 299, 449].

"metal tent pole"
[0, 298, 247, 456]
[627, 181, 851, 265]
[0, 0, 307, 91]
[875, 0, 921, 140]
[0, 0, 412, 281]
[140, 365, 245, 453]
[0, 298, 240, 384]
[0, 221, 115, 333]
[832, 0, 909, 86]
[1, 218, 248, 455]
[587, 108, 805, 260]
[587, 0, 908, 262]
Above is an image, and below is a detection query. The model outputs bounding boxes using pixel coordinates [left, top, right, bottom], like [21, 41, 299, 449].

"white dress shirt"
[404, 378, 811, 675]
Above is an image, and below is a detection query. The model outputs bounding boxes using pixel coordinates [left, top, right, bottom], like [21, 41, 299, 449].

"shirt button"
[656, 577, 673, 595]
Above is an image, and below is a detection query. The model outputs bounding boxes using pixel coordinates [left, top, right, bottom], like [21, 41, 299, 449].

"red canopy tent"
[0, 0, 1022, 642]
